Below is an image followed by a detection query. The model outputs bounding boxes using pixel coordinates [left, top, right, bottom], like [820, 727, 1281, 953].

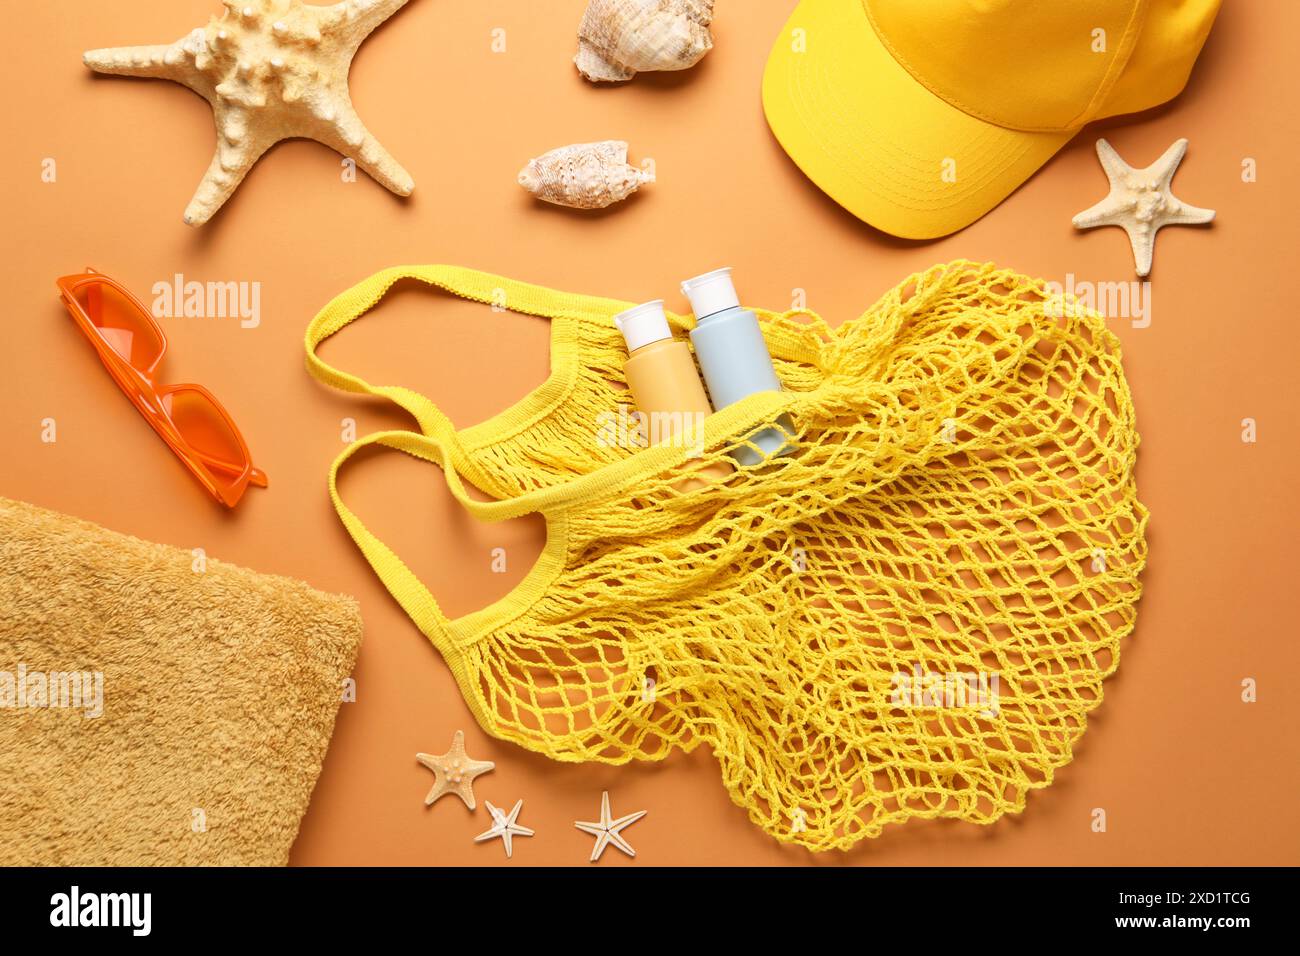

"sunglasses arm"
[192, 448, 269, 488]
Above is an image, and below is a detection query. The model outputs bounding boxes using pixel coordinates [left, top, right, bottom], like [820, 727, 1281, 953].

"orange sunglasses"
[57, 268, 268, 508]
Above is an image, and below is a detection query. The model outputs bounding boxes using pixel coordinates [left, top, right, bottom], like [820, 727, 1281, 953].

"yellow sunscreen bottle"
[614, 300, 730, 488]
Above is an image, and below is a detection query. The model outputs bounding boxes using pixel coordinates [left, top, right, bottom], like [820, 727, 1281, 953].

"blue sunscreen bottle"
[681, 267, 796, 466]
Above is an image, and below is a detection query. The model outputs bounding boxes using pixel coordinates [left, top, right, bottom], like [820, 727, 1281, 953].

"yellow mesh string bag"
[305, 260, 1148, 852]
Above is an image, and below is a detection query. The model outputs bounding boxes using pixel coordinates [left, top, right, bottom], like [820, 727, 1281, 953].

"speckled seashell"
[518, 141, 654, 210]
[575, 0, 715, 83]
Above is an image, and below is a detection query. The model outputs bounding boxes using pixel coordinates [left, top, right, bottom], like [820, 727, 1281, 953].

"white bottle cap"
[680, 267, 740, 320]
[614, 299, 672, 353]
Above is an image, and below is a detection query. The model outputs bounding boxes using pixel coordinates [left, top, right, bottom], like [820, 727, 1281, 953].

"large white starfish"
[84, 0, 416, 226]
[574, 791, 646, 862]
[1072, 138, 1215, 277]
[474, 799, 534, 859]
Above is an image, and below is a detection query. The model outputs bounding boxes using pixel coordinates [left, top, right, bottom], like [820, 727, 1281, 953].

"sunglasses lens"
[161, 388, 250, 496]
[71, 280, 163, 370]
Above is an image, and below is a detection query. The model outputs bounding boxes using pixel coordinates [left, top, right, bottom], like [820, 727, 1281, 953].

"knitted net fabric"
[324, 260, 1148, 852]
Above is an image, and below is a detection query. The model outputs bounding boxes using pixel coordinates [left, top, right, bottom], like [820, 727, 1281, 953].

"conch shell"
[518, 141, 654, 210]
[575, 0, 715, 83]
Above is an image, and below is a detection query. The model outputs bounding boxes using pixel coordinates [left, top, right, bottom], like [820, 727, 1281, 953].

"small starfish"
[83, 0, 417, 225]
[474, 800, 534, 859]
[1072, 138, 1215, 277]
[574, 791, 646, 862]
[416, 730, 494, 810]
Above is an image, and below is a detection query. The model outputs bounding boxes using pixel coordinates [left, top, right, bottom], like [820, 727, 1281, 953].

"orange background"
[2, 0, 1297, 866]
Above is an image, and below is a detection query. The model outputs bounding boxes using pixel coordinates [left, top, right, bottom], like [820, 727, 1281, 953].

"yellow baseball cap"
[761, 0, 1221, 239]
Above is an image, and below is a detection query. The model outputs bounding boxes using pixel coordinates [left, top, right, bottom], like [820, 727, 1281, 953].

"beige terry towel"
[0, 497, 362, 865]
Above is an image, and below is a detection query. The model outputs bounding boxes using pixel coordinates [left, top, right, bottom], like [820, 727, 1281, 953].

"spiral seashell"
[575, 0, 715, 83]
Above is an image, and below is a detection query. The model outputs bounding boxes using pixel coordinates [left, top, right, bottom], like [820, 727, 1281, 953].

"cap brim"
[762, 0, 1074, 240]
